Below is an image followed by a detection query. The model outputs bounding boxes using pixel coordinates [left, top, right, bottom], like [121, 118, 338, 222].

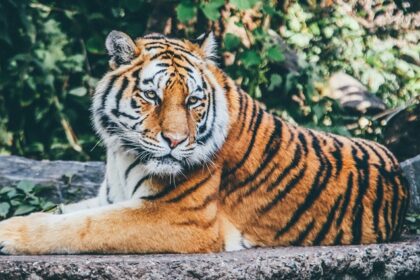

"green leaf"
[6, 189, 18, 199]
[176, 2, 197, 23]
[200, 0, 224, 21]
[0, 202, 10, 218]
[224, 33, 241, 51]
[230, 0, 258, 10]
[267, 46, 284, 62]
[268, 74, 282, 91]
[289, 33, 312, 48]
[69, 87, 88, 97]
[41, 201, 57, 211]
[0, 187, 15, 195]
[17, 181, 36, 194]
[241, 50, 261, 67]
[86, 35, 105, 54]
[13, 205, 36, 216]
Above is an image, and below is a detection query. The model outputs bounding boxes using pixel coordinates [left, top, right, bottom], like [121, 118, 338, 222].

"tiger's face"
[92, 31, 229, 176]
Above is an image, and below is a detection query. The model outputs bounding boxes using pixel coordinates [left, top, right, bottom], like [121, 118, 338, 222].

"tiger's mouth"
[154, 155, 181, 164]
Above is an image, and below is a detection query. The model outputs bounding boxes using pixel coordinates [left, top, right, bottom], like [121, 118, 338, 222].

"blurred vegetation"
[0, 181, 56, 220]
[0, 0, 418, 161]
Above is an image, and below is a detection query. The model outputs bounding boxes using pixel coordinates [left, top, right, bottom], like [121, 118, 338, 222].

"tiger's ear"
[105, 30, 138, 69]
[194, 32, 217, 61]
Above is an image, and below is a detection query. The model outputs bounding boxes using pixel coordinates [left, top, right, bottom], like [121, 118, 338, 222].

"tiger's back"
[219, 89, 409, 247]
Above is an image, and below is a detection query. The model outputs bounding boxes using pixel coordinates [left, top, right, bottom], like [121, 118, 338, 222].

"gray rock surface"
[401, 154, 420, 213]
[0, 236, 418, 280]
[0, 155, 104, 203]
[326, 72, 387, 114]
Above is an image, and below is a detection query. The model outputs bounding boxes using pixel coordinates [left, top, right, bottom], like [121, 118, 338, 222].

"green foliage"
[405, 213, 420, 235]
[0, 181, 56, 220]
[0, 0, 417, 161]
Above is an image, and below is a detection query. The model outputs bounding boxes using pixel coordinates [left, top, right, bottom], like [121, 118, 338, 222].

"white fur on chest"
[104, 149, 155, 204]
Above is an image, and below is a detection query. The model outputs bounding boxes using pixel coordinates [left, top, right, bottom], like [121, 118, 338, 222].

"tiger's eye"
[144, 90, 157, 100]
[188, 96, 199, 106]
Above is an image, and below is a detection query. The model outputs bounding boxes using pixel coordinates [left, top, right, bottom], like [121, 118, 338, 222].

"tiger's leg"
[0, 199, 222, 255]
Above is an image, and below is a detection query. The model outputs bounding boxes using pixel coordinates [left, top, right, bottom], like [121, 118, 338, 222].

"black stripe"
[390, 181, 399, 238]
[141, 176, 189, 201]
[361, 140, 386, 166]
[181, 193, 216, 211]
[336, 172, 353, 227]
[331, 138, 343, 177]
[290, 220, 315, 245]
[112, 110, 139, 120]
[350, 142, 370, 244]
[222, 105, 263, 178]
[274, 131, 332, 239]
[375, 144, 398, 166]
[98, 113, 118, 135]
[285, 125, 295, 148]
[333, 230, 344, 245]
[143, 36, 166, 40]
[247, 100, 258, 132]
[131, 67, 141, 79]
[165, 39, 188, 49]
[155, 62, 170, 68]
[131, 175, 151, 197]
[173, 46, 200, 60]
[237, 94, 249, 139]
[150, 50, 175, 60]
[197, 82, 217, 143]
[166, 174, 212, 203]
[372, 174, 384, 242]
[145, 45, 165, 51]
[198, 79, 211, 135]
[266, 143, 302, 192]
[312, 195, 343, 245]
[106, 181, 113, 204]
[240, 163, 279, 200]
[101, 75, 118, 108]
[226, 117, 282, 197]
[383, 201, 391, 240]
[141, 184, 174, 201]
[173, 61, 194, 74]
[260, 163, 307, 214]
[125, 158, 143, 179]
[297, 132, 308, 154]
[236, 88, 244, 122]
[263, 117, 283, 156]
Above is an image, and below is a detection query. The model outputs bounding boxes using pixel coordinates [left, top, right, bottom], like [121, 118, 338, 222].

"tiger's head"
[92, 31, 229, 176]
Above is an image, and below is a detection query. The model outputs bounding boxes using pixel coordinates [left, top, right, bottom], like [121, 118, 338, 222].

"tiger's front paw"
[0, 213, 52, 255]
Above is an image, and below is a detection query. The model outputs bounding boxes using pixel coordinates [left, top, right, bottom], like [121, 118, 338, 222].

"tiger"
[0, 31, 409, 254]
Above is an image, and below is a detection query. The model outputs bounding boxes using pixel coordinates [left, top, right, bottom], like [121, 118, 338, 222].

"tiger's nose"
[162, 132, 187, 149]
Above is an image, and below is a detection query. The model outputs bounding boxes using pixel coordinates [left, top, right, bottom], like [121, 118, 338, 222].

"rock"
[401, 154, 420, 213]
[0, 155, 104, 204]
[384, 102, 420, 161]
[326, 72, 387, 115]
[0, 236, 418, 279]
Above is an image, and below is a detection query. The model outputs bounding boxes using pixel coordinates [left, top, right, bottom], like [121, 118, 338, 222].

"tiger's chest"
[104, 149, 155, 203]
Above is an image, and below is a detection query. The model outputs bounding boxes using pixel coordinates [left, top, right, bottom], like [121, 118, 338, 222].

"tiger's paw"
[0, 213, 53, 255]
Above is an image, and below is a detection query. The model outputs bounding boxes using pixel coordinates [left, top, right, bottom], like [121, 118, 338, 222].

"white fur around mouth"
[144, 157, 183, 175]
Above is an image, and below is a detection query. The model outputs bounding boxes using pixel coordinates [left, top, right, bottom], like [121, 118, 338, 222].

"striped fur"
[0, 32, 409, 254]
